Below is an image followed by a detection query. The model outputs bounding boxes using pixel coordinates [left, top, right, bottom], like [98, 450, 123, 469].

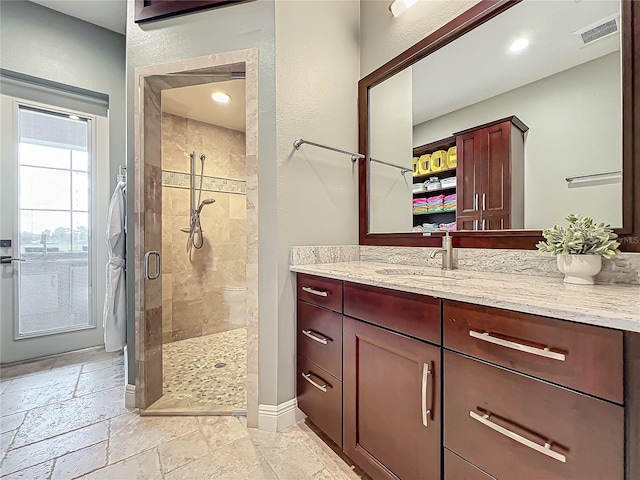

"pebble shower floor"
[162, 327, 247, 410]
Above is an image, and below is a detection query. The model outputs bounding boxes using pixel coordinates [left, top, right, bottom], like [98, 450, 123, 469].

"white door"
[0, 95, 109, 364]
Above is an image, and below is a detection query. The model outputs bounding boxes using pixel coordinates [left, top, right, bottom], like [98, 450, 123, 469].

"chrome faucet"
[430, 229, 453, 270]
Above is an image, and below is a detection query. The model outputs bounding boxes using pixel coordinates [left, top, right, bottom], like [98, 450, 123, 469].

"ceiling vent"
[573, 14, 621, 47]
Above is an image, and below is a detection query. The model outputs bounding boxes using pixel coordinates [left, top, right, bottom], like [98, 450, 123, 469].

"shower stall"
[136, 64, 250, 415]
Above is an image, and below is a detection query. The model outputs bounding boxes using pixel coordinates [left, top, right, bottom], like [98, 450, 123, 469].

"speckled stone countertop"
[290, 261, 640, 333]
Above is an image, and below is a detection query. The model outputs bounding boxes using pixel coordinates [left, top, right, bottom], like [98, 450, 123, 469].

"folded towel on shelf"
[427, 194, 445, 203]
[439, 221, 457, 231]
[440, 177, 457, 187]
[413, 198, 428, 204]
[444, 194, 457, 201]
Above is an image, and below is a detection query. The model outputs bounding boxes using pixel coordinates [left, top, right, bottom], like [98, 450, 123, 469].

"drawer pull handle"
[469, 330, 566, 361]
[421, 363, 431, 427]
[302, 329, 329, 345]
[470, 411, 566, 463]
[302, 286, 329, 297]
[301, 372, 328, 393]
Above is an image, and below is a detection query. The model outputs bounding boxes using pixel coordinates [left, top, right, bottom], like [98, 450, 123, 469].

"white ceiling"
[161, 80, 247, 132]
[29, 0, 126, 34]
[410, 0, 621, 125]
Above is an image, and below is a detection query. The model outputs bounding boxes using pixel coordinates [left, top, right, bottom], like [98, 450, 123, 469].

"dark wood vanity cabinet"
[456, 117, 527, 231]
[342, 283, 442, 480]
[295, 274, 630, 480]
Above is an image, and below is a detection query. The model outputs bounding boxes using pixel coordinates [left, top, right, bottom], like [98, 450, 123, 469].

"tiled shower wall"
[161, 113, 247, 344]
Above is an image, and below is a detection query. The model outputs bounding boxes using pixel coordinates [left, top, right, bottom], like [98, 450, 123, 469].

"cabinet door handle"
[470, 411, 566, 463]
[474, 193, 479, 211]
[421, 362, 432, 427]
[302, 329, 329, 345]
[301, 372, 328, 393]
[302, 286, 328, 297]
[469, 330, 566, 361]
[482, 219, 486, 230]
[482, 193, 486, 210]
[474, 220, 478, 231]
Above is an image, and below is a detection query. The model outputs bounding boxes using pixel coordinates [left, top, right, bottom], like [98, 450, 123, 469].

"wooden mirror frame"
[358, 0, 639, 252]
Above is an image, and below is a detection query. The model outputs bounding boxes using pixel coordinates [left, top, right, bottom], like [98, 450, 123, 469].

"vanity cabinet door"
[480, 122, 511, 217]
[456, 130, 482, 221]
[481, 213, 508, 230]
[343, 316, 441, 480]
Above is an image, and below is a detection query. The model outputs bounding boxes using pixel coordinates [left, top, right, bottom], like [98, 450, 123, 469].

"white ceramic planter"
[557, 255, 602, 285]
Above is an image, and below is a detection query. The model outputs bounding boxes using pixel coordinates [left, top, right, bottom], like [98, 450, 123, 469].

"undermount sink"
[375, 268, 447, 278]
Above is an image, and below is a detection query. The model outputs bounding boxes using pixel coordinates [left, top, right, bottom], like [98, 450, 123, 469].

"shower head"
[196, 198, 216, 213]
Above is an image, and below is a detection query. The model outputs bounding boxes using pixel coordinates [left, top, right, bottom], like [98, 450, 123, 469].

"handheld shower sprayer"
[185, 152, 216, 253]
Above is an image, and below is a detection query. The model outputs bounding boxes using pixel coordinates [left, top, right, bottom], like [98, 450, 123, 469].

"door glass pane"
[20, 210, 71, 253]
[72, 212, 89, 252]
[72, 150, 89, 171]
[19, 142, 71, 169]
[20, 165, 71, 210]
[72, 171, 89, 211]
[17, 106, 92, 336]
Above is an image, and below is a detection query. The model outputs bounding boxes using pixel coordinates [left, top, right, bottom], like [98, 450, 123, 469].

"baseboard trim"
[125, 383, 136, 409]
[258, 398, 305, 432]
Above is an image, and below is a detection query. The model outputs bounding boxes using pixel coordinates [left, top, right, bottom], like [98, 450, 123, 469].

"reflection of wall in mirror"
[413, 52, 622, 229]
[369, 68, 413, 233]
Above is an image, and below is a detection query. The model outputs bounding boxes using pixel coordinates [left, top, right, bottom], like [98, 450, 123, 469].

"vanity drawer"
[297, 300, 342, 380]
[297, 355, 342, 447]
[297, 273, 343, 312]
[444, 351, 624, 480]
[443, 300, 623, 403]
[445, 449, 495, 480]
[344, 282, 441, 345]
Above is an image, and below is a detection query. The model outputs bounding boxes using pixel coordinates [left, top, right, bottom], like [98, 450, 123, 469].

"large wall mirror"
[359, 0, 638, 251]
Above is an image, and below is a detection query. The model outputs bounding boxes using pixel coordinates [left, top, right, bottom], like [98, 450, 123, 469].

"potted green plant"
[536, 214, 620, 285]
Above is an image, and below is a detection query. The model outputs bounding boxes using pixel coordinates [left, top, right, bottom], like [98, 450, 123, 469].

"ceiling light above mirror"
[389, 0, 420, 18]
[211, 91, 231, 104]
[509, 38, 530, 52]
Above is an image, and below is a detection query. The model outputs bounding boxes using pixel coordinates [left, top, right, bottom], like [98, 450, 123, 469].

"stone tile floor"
[0, 349, 364, 479]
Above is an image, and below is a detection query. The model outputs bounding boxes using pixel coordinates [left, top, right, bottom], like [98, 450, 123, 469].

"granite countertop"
[290, 261, 640, 333]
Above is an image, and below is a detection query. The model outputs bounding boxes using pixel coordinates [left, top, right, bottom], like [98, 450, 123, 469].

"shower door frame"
[134, 49, 259, 426]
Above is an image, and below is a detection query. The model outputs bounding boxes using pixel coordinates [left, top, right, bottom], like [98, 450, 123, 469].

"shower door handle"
[144, 251, 161, 280]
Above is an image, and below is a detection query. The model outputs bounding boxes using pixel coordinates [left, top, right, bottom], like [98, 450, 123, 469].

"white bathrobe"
[103, 181, 127, 352]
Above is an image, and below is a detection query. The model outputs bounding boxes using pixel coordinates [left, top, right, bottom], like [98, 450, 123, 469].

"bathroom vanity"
[292, 264, 639, 480]
[291, 0, 640, 476]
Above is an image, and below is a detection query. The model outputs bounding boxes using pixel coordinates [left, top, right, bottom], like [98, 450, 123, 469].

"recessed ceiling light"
[69, 115, 80, 120]
[389, 0, 420, 17]
[211, 91, 231, 104]
[509, 38, 530, 52]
